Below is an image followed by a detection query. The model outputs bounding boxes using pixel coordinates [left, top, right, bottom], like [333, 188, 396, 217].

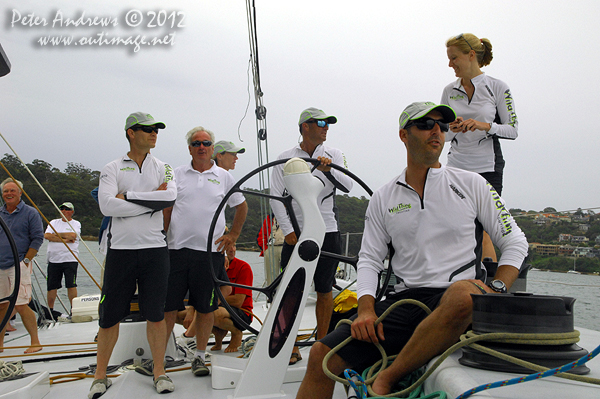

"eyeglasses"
[404, 118, 449, 132]
[306, 120, 329, 128]
[133, 125, 160, 133]
[455, 33, 474, 52]
[190, 140, 213, 147]
[59, 207, 73, 211]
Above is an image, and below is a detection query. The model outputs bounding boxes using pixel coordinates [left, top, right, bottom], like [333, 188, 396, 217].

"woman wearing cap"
[441, 33, 519, 262]
[213, 141, 245, 171]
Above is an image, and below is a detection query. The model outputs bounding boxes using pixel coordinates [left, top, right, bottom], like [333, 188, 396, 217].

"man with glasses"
[90, 112, 177, 398]
[158, 126, 247, 377]
[297, 102, 528, 398]
[270, 107, 353, 364]
[44, 201, 81, 313]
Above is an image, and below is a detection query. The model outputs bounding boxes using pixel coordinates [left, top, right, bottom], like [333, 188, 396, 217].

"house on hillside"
[530, 243, 559, 256]
[558, 245, 575, 256]
[559, 234, 572, 242]
[573, 247, 594, 258]
[572, 236, 589, 244]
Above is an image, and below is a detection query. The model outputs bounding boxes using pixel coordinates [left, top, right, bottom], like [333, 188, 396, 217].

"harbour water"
[30, 242, 600, 332]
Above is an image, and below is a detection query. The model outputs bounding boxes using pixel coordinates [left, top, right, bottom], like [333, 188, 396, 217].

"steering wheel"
[206, 157, 393, 336]
[0, 217, 21, 333]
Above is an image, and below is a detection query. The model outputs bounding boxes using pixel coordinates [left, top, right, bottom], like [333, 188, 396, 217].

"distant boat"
[568, 256, 582, 274]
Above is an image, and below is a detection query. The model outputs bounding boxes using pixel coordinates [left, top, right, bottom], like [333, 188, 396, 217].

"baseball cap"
[60, 202, 74, 210]
[124, 112, 166, 131]
[298, 107, 337, 125]
[399, 102, 456, 129]
[213, 141, 246, 157]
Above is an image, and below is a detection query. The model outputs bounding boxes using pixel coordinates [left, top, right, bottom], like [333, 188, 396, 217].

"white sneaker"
[176, 334, 196, 358]
[154, 375, 175, 394]
[88, 378, 112, 399]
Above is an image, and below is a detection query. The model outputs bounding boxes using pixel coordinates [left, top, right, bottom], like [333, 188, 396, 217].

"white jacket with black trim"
[356, 165, 528, 299]
[99, 153, 176, 250]
[441, 73, 518, 174]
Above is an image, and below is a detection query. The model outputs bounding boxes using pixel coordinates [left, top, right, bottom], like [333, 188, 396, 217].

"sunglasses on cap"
[404, 117, 449, 132]
[455, 33, 474, 52]
[133, 125, 160, 133]
[306, 120, 329, 128]
[190, 140, 213, 147]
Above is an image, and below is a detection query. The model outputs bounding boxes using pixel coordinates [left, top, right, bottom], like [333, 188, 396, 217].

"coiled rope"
[0, 360, 25, 381]
[324, 298, 600, 398]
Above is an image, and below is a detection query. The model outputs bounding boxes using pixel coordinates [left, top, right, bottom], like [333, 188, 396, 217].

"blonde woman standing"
[442, 33, 519, 262]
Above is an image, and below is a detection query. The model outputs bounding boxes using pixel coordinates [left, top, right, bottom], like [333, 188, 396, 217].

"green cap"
[399, 102, 456, 129]
[298, 107, 337, 125]
[124, 112, 166, 131]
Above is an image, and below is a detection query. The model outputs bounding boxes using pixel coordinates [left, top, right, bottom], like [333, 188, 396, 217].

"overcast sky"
[1, 0, 599, 213]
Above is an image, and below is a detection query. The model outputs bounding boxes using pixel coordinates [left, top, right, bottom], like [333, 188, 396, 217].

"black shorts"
[223, 306, 252, 331]
[47, 261, 78, 290]
[479, 171, 503, 196]
[320, 288, 446, 372]
[165, 249, 229, 314]
[98, 247, 170, 329]
[280, 231, 341, 293]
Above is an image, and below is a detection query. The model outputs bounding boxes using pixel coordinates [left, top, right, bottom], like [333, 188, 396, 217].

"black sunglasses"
[190, 140, 213, 147]
[456, 33, 474, 52]
[133, 125, 160, 133]
[59, 206, 72, 211]
[306, 120, 328, 128]
[405, 117, 449, 132]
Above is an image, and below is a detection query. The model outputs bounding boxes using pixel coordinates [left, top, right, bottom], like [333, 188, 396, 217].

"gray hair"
[1, 178, 23, 192]
[185, 126, 216, 145]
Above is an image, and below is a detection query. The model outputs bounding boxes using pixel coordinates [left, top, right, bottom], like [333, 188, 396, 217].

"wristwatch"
[23, 258, 31, 265]
[488, 279, 507, 293]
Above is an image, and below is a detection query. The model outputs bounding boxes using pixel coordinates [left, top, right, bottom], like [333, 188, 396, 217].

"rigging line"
[0, 131, 104, 272]
[0, 160, 101, 291]
[0, 132, 104, 272]
[247, 0, 262, 95]
[0, 154, 102, 291]
[245, 0, 270, 226]
[237, 57, 253, 142]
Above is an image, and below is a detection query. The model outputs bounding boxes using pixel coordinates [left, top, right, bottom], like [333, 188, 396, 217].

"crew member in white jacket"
[297, 102, 528, 399]
[270, 107, 352, 364]
[90, 112, 177, 399]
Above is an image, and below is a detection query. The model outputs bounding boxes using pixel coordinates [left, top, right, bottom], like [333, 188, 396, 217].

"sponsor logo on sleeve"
[164, 164, 174, 182]
[489, 184, 513, 237]
[504, 89, 517, 127]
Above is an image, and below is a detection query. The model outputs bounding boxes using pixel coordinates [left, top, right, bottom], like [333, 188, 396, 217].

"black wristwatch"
[488, 279, 507, 293]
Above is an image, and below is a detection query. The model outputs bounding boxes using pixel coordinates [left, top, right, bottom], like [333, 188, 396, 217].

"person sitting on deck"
[296, 101, 529, 398]
[211, 243, 253, 353]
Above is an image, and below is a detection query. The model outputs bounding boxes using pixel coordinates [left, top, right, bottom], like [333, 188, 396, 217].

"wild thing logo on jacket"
[504, 89, 517, 127]
[388, 203, 411, 215]
[489, 185, 513, 237]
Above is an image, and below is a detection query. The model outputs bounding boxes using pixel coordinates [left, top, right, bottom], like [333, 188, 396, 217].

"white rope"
[0, 360, 25, 381]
